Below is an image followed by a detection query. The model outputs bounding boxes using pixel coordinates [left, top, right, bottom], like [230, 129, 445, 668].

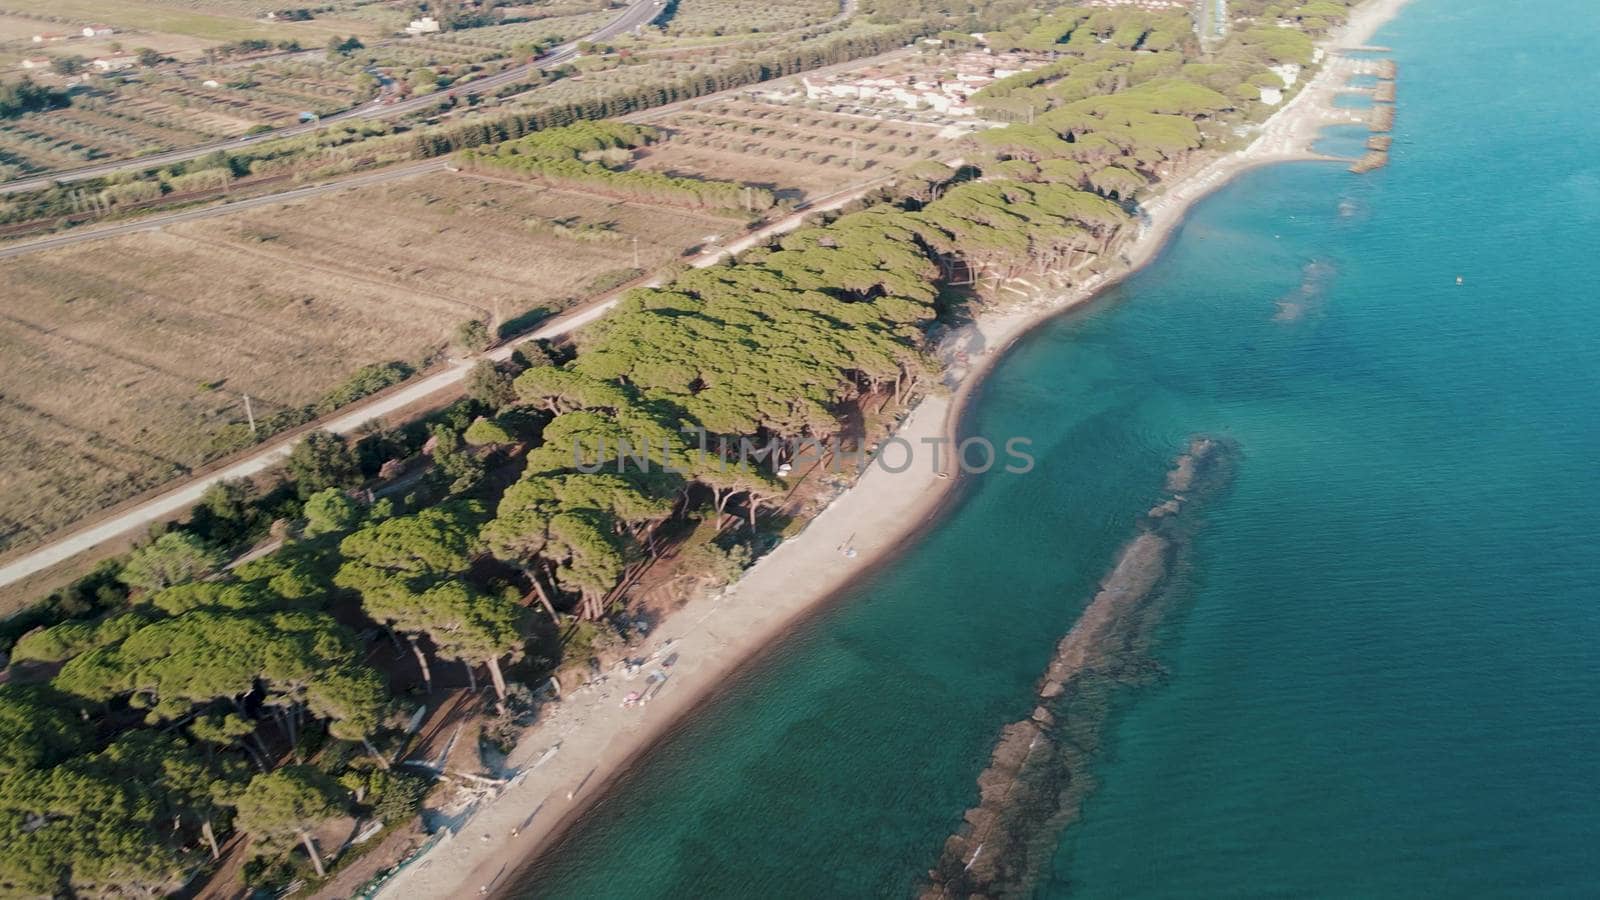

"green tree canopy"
[119, 533, 225, 593]
[0, 685, 91, 778]
[52, 610, 378, 729]
[303, 488, 361, 537]
[287, 430, 360, 499]
[336, 501, 485, 584]
[231, 766, 346, 877]
[412, 583, 529, 700]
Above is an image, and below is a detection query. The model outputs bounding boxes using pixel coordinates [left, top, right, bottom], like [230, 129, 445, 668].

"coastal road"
[0, 0, 664, 196]
[0, 173, 901, 590]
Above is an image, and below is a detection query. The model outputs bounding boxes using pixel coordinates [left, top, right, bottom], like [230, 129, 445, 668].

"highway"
[0, 0, 664, 195]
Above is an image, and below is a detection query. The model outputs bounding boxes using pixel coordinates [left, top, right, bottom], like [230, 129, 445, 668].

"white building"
[92, 54, 136, 72]
[83, 24, 116, 38]
[405, 16, 441, 36]
[20, 56, 52, 70]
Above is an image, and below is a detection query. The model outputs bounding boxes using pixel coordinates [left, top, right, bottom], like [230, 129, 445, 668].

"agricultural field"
[134, 61, 369, 121]
[0, 171, 733, 553]
[138, 0, 399, 23]
[502, 50, 793, 117]
[637, 97, 951, 200]
[4, 30, 222, 65]
[190, 173, 738, 308]
[359, 35, 509, 70]
[659, 0, 842, 36]
[498, 15, 909, 104]
[0, 228, 457, 554]
[498, 0, 616, 24]
[114, 0, 371, 14]
[0, 15, 222, 68]
[0, 61, 370, 175]
[505, 55, 713, 112]
[0, 11, 41, 41]
[445, 8, 622, 52]
[0, 0, 391, 44]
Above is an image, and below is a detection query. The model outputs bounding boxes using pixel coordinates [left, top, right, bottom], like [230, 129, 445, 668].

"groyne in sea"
[921, 437, 1239, 898]
[1352, 57, 1398, 172]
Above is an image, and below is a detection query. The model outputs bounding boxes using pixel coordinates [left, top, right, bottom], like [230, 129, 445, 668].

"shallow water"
[510, 0, 1600, 895]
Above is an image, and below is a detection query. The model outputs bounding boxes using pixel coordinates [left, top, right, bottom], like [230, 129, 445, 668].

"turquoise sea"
[512, 0, 1600, 895]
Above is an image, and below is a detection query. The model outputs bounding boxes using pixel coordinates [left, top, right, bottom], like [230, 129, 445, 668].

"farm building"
[800, 51, 1049, 118]
[92, 54, 137, 72]
[406, 16, 442, 35]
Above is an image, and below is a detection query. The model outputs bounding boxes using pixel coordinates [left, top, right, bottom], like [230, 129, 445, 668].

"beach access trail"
[365, 0, 1412, 896]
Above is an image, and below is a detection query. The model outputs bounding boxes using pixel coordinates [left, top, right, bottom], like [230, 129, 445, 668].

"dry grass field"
[0, 12, 42, 41]
[190, 173, 738, 311]
[636, 98, 951, 201]
[47, 31, 221, 60]
[633, 141, 866, 202]
[0, 227, 463, 552]
[0, 172, 733, 554]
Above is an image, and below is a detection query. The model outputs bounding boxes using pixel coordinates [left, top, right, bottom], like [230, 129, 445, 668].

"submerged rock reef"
[924, 436, 1238, 899]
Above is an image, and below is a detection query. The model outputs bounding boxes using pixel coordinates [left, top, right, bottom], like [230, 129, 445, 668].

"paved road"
[0, 175, 892, 590]
[0, 0, 664, 195]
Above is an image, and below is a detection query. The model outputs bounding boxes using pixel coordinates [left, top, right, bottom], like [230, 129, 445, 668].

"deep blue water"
[512, 0, 1600, 895]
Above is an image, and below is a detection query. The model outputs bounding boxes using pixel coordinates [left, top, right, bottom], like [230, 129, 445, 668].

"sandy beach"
[362, 2, 1410, 896]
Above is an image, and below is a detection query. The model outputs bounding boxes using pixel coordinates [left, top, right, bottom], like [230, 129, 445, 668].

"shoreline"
[365, 2, 1410, 895]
